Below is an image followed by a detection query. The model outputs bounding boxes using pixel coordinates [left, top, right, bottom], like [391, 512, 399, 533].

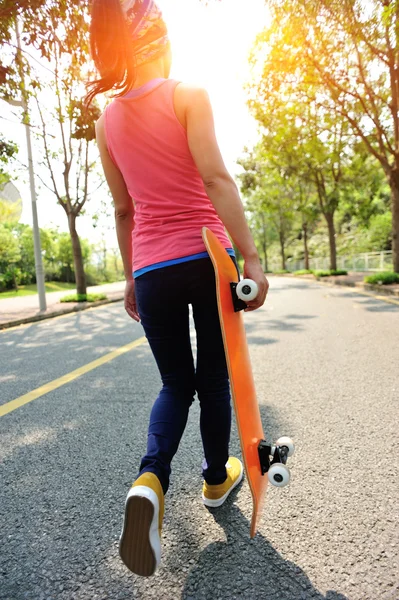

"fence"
[270, 251, 393, 273]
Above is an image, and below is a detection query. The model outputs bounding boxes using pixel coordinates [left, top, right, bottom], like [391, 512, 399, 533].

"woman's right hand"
[125, 279, 140, 322]
[242, 258, 269, 312]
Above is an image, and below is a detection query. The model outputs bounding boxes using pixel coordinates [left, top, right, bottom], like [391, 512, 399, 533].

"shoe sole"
[202, 462, 244, 508]
[119, 487, 161, 577]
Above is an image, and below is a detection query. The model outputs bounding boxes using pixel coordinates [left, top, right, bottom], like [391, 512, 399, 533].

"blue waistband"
[133, 248, 235, 279]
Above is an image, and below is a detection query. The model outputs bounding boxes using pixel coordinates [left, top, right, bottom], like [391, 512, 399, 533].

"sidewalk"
[0, 281, 126, 330]
[285, 271, 399, 297]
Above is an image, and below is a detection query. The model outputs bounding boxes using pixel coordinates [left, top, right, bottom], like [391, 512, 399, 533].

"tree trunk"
[325, 212, 337, 271]
[68, 212, 87, 295]
[389, 167, 399, 273]
[12, 268, 18, 292]
[112, 251, 119, 276]
[103, 244, 107, 279]
[279, 230, 286, 270]
[261, 212, 268, 272]
[303, 223, 309, 270]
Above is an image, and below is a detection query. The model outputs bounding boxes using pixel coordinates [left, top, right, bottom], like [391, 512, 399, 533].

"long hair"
[85, 0, 136, 106]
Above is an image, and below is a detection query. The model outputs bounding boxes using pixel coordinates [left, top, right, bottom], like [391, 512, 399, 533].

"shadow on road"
[176, 401, 346, 600]
[245, 313, 317, 340]
[332, 290, 399, 313]
[180, 494, 348, 600]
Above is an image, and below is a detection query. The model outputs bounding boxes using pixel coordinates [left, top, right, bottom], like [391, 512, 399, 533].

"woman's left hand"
[125, 279, 140, 322]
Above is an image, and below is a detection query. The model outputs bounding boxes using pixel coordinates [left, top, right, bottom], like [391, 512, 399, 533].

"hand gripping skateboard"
[203, 227, 294, 538]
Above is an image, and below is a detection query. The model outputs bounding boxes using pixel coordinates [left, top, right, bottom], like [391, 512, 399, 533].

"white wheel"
[268, 463, 290, 487]
[276, 436, 295, 457]
[236, 279, 258, 302]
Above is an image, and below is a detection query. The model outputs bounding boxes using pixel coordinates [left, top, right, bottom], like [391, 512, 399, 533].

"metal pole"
[15, 19, 46, 311]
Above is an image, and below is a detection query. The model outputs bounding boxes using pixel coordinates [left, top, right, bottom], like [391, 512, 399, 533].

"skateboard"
[202, 227, 294, 538]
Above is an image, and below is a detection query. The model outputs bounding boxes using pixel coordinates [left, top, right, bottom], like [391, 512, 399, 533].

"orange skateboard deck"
[202, 227, 268, 538]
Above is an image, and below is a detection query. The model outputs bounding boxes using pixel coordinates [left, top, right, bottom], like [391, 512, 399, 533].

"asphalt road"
[1, 277, 398, 600]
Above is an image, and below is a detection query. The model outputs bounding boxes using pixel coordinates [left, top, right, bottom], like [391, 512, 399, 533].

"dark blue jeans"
[134, 258, 234, 494]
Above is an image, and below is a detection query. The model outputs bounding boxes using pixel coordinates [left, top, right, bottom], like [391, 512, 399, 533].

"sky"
[2, 0, 269, 248]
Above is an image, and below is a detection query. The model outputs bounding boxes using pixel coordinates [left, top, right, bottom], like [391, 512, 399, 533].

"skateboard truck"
[258, 437, 294, 487]
[230, 283, 247, 312]
[230, 279, 260, 312]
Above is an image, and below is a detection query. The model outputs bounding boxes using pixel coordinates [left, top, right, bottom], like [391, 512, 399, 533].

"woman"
[87, 0, 268, 577]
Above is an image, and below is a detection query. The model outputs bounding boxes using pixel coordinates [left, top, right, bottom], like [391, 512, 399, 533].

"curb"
[314, 278, 399, 297]
[359, 282, 399, 297]
[286, 274, 399, 298]
[0, 295, 124, 331]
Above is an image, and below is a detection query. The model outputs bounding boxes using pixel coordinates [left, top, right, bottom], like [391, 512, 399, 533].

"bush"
[60, 293, 107, 303]
[294, 269, 313, 275]
[273, 269, 290, 274]
[364, 272, 399, 285]
[85, 265, 106, 286]
[1, 266, 23, 290]
[314, 270, 331, 277]
[314, 269, 348, 277]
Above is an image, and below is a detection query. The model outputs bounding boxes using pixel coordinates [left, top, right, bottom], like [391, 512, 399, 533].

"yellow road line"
[351, 290, 399, 306]
[0, 337, 147, 418]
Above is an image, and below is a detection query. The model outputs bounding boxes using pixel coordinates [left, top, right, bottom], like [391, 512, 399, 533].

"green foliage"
[0, 266, 23, 291]
[0, 223, 21, 264]
[60, 293, 107, 303]
[85, 264, 106, 287]
[294, 269, 313, 275]
[0, 137, 18, 163]
[0, 0, 103, 295]
[0, 137, 18, 182]
[367, 213, 392, 252]
[252, 0, 399, 271]
[364, 272, 399, 285]
[69, 100, 101, 143]
[0, 223, 124, 291]
[314, 270, 348, 278]
[0, 198, 22, 223]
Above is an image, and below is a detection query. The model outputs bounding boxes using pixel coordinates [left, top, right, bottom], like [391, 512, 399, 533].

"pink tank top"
[104, 79, 233, 276]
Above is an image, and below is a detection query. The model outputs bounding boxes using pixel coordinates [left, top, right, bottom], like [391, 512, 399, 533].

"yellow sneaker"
[202, 457, 244, 507]
[119, 472, 164, 577]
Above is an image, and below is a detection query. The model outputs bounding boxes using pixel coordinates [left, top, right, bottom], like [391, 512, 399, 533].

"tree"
[0, 137, 18, 186]
[0, 223, 21, 290]
[238, 149, 297, 270]
[255, 0, 399, 272]
[0, 198, 22, 223]
[1, 0, 101, 296]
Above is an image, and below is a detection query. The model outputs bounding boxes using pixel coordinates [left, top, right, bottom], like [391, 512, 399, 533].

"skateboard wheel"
[236, 279, 258, 302]
[268, 463, 290, 487]
[276, 436, 295, 457]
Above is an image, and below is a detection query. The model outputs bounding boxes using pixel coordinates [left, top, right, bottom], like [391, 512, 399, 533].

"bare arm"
[96, 115, 139, 321]
[180, 85, 269, 308]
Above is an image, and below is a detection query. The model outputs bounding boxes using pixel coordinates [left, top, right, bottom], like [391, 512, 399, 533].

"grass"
[0, 282, 77, 299]
[60, 293, 107, 303]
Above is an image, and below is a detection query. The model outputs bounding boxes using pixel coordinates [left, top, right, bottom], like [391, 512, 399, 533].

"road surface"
[1, 277, 398, 599]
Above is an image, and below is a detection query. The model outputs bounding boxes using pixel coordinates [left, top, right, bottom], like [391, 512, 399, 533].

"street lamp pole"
[13, 19, 47, 312]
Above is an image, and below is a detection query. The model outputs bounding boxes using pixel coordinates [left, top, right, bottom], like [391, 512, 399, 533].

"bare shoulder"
[174, 83, 211, 129]
[95, 112, 106, 137]
[174, 82, 210, 107]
